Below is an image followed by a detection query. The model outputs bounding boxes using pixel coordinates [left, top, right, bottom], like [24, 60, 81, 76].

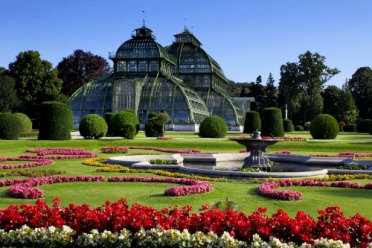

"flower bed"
[0, 199, 371, 247]
[257, 179, 372, 201]
[156, 136, 172, 140]
[101, 146, 204, 154]
[108, 176, 212, 196]
[275, 150, 372, 158]
[0, 156, 53, 170]
[26, 148, 97, 159]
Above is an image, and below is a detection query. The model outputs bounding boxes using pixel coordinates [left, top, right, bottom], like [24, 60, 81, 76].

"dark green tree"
[247, 76, 265, 112]
[348, 67, 372, 119]
[57, 49, 111, 97]
[279, 51, 339, 124]
[8, 51, 62, 118]
[263, 73, 277, 108]
[322, 85, 343, 121]
[0, 75, 19, 112]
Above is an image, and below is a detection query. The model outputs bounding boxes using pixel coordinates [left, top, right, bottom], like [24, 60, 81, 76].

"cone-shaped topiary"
[79, 114, 108, 139]
[261, 107, 284, 137]
[283, 119, 294, 132]
[199, 115, 227, 138]
[243, 111, 261, 134]
[38, 101, 71, 140]
[14, 112, 32, 132]
[0, 113, 22, 140]
[111, 109, 140, 137]
[310, 114, 339, 139]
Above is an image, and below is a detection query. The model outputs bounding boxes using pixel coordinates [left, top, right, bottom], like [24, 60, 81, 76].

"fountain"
[229, 130, 282, 171]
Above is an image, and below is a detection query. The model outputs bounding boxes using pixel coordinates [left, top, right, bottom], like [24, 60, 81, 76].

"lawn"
[1, 131, 372, 220]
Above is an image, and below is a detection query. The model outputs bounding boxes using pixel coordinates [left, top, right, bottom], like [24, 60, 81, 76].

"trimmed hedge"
[38, 101, 71, 140]
[310, 114, 339, 139]
[283, 119, 294, 132]
[104, 113, 115, 136]
[0, 113, 22, 140]
[79, 114, 108, 139]
[243, 111, 261, 134]
[199, 115, 227, 138]
[356, 119, 371, 133]
[145, 113, 170, 137]
[111, 110, 140, 137]
[294, 125, 304, 131]
[343, 124, 356, 132]
[14, 112, 32, 132]
[121, 122, 136, 139]
[261, 108, 284, 137]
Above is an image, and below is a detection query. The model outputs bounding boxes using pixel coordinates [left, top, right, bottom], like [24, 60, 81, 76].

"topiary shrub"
[104, 113, 115, 136]
[0, 113, 22, 140]
[79, 114, 108, 139]
[283, 119, 294, 132]
[243, 111, 261, 134]
[310, 114, 339, 139]
[38, 101, 71, 140]
[14, 112, 32, 132]
[343, 124, 356, 132]
[121, 122, 136, 139]
[261, 107, 284, 137]
[145, 113, 170, 137]
[67, 109, 74, 131]
[294, 125, 304, 131]
[111, 110, 140, 136]
[199, 115, 227, 138]
[356, 119, 371, 133]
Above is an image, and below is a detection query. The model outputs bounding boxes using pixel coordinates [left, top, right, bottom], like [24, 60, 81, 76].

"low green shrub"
[121, 122, 136, 139]
[337, 164, 367, 170]
[310, 114, 339, 139]
[79, 114, 108, 139]
[283, 119, 294, 132]
[0, 113, 22, 140]
[149, 159, 175, 165]
[14, 113, 32, 132]
[343, 124, 356, 132]
[199, 115, 227, 138]
[111, 110, 140, 136]
[243, 111, 261, 134]
[356, 119, 371, 133]
[145, 113, 170, 137]
[294, 125, 304, 131]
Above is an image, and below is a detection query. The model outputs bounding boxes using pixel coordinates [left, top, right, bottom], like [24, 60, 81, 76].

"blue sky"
[1, 0, 371, 87]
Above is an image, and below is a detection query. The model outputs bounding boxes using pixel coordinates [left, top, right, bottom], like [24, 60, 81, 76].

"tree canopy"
[348, 67, 372, 119]
[0, 75, 19, 112]
[57, 49, 111, 97]
[279, 51, 340, 124]
[8, 50, 62, 117]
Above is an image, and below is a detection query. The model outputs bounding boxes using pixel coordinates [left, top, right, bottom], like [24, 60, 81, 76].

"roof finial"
[142, 11, 146, 27]
[183, 17, 187, 31]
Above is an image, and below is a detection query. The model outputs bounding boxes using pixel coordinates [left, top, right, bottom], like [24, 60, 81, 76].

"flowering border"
[258, 179, 372, 200]
[26, 148, 97, 159]
[102, 146, 204, 154]
[0, 156, 53, 170]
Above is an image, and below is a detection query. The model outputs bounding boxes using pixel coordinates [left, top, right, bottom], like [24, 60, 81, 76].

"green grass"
[1, 131, 372, 219]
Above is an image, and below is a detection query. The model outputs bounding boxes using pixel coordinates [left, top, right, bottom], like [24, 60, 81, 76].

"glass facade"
[67, 25, 243, 128]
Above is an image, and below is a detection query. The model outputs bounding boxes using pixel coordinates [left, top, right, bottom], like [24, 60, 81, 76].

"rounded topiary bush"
[294, 125, 304, 131]
[199, 115, 227, 138]
[0, 113, 22, 140]
[243, 111, 261, 134]
[356, 119, 371, 133]
[261, 107, 284, 137]
[283, 119, 294, 132]
[14, 112, 32, 132]
[111, 110, 140, 136]
[310, 114, 339, 139]
[343, 124, 356, 132]
[145, 117, 163, 137]
[121, 122, 136, 139]
[104, 113, 115, 136]
[38, 101, 71, 140]
[79, 114, 108, 139]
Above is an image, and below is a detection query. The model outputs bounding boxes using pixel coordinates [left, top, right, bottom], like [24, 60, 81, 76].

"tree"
[247, 76, 265, 112]
[57, 49, 111, 97]
[0, 75, 19, 112]
[263, 73, 277, 108]
[322, 85, 343, 121]
[348, 67, 372, 119]
[8, 50, 62, 118]
[279, 51, 340, 124]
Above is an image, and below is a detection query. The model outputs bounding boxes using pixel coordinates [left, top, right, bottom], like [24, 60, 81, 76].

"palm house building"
[67, 24, 246, 131]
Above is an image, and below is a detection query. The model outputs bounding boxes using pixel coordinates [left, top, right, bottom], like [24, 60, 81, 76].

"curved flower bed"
[0, 156, 53, 170]
[108, 176, 212, 196]
[258, 179, 372, 200]
[2, 176, 105, 199]
[0, 199, 371, 247]
[102, 146, 203, 154]
[26, 148, 97, 159]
